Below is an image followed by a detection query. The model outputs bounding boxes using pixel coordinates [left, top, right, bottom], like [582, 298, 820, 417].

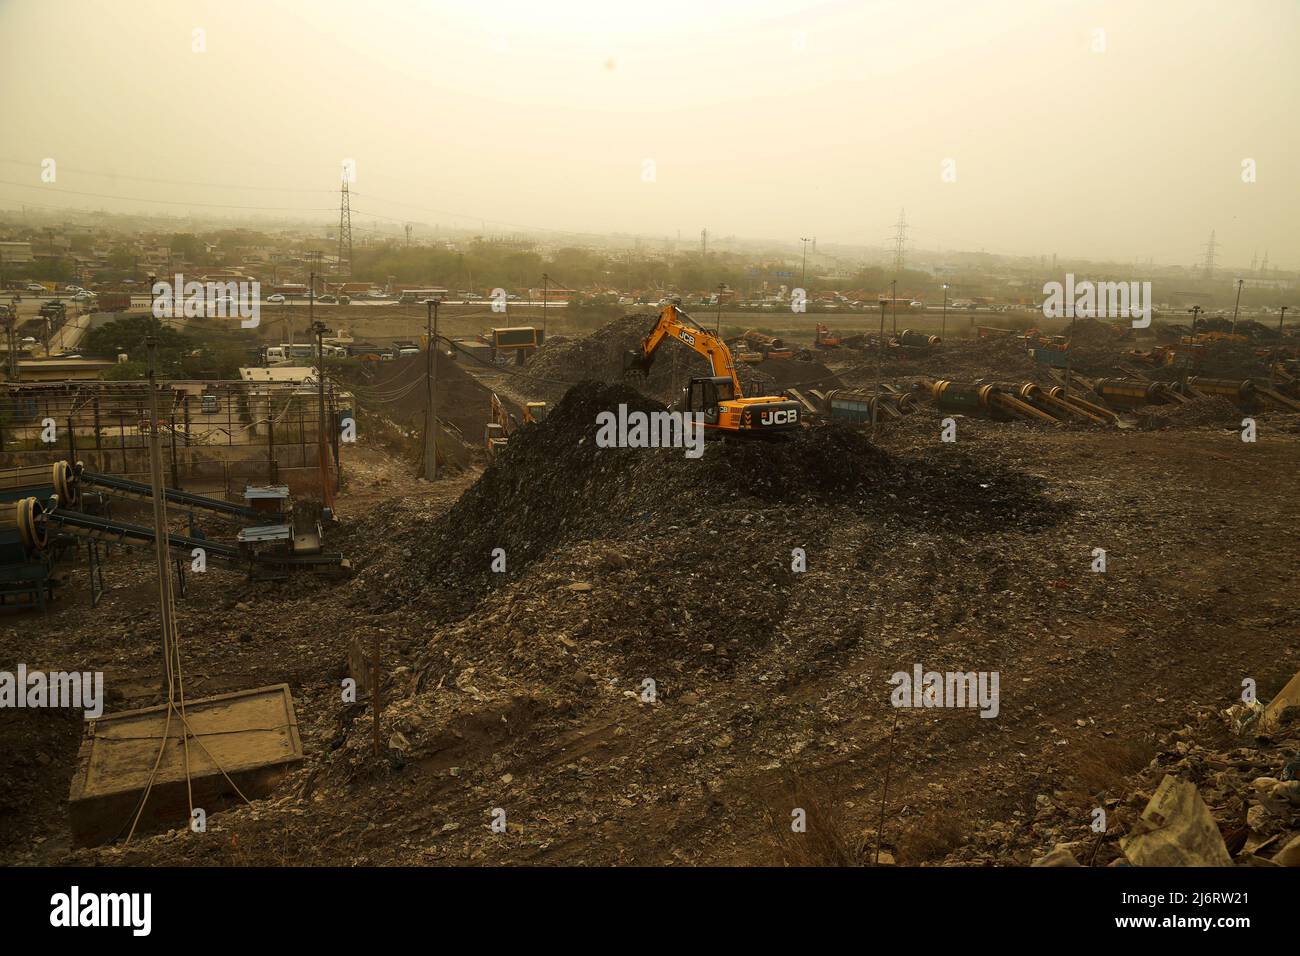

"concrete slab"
[68, 683, 303, 846]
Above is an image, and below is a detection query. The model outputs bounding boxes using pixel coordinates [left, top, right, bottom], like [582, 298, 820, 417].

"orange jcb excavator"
[622, 302, 801, 435]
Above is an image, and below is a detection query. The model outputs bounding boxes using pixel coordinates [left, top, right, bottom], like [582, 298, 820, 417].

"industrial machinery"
[814, 324, 843, 349]
[1091, 378, 1178, 409]
[623, 303, 801, 435]
[7, 494, 346, 579]
[0, 460, 348, 609]
[897, 329, 941, 348]
[738, 329, 793, 360]
[823, 388, 918, 424]
[485, 391, 547, 457]
[930, 380, 1062, 427]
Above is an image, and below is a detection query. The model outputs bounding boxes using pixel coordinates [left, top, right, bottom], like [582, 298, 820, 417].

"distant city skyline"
[2, 0, 1297, 269]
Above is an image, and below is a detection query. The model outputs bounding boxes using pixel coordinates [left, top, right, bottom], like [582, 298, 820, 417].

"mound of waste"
[526, 313, 775, 402]
[1142, 395, 1243, 429]
[345, 351, 510, 442]
[406, 381, 1066, 595]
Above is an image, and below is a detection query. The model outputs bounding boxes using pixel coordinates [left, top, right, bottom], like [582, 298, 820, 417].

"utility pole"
[891, 278, 898, 335]
[1273, 306, 1289, 389]
[145, 335, 178, 694]
[716, 282, 725, 336]
[799, 237, 811, 289]
[874, 299, 886, 441]
[423, 298, 440, 480]
[541, 272, 548, 338]
[3, 314, 15, 381]
[941, 283, 950, 342]
[312, 320, 328, 474]
[1231, 278, 1244, 334]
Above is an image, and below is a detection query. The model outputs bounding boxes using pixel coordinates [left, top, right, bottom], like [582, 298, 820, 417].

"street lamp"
[1272, 305, 1290, 389]
[941, 283, 949, 341]
[1231, 278, 1244, 334]
[799, 237, 812, 289]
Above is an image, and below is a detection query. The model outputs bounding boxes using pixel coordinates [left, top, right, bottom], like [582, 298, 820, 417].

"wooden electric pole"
[423, 298, 440, 480]
[145, 336, 178, 693]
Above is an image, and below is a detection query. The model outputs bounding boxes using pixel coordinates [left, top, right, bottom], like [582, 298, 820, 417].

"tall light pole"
[1273, 305, 1291, 389]
[941, 283, 949, 342]
[541, 272, 548, 338]
[1231, 278, 1244, 334]
[423, 297, 440, 481]
[799, 237, 811, 289]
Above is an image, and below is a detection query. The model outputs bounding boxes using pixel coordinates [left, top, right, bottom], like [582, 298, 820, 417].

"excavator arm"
[622, 302, 801, 435]
[623, 303, 743, 397]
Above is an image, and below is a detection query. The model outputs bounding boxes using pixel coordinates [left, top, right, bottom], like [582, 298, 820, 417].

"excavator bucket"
[623, 350, 653, 376]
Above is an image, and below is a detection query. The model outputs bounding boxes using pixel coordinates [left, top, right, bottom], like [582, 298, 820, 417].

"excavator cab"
[686, 376, 733, 425]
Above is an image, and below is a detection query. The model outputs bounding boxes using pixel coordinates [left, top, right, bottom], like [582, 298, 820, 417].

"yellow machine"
[622, 303, 801, 434]
[486, 393, 547, 457]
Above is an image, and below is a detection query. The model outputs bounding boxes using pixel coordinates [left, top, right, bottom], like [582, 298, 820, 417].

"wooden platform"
[68, 683, 303, 846]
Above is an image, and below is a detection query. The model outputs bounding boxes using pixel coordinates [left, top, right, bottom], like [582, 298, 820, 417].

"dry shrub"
[767, 776, 868, 867]
[1064, 736, 1156, 802]
[895, 811, 969, 864]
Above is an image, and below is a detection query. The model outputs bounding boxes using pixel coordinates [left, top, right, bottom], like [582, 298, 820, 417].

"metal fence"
[0, 380, 347, 495]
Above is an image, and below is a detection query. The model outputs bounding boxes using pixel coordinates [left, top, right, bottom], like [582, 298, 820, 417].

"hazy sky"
[2, 0, 1297, 267]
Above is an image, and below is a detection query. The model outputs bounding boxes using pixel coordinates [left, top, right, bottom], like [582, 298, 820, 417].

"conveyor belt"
[75, 466, 262, 519]
[40, 504, 346, 570]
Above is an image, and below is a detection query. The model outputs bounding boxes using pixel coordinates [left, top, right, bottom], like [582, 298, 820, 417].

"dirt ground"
[2, 333, 1298, 867]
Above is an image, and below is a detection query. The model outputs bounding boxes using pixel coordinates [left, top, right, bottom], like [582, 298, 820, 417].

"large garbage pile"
[371, 382, 1064, 609]
[1142, 395, 1243, 430]
[346, 351, 510, 442]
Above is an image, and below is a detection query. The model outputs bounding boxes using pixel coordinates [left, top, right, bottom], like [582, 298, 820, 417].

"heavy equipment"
[485, 391, 547, 457]
[897, 329, 940, 348]
[814, 324, 843, 349]
[623, 303, 801, 435]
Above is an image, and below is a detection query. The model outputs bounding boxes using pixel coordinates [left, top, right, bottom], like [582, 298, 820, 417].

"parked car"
[26, 283, 46, 293]
[318, 294, 338, 304]
[268, 294, 286, 303]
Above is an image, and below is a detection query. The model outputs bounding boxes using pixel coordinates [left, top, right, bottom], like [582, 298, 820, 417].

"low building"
[0, 241, 34, 265]
[16, 357, 117, 382]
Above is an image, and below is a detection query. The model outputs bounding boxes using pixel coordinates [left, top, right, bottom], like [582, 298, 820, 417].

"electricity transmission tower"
[337, 179, 353, 277]
[890, 208, 908, 273]
[1201, 229, 1217, 279]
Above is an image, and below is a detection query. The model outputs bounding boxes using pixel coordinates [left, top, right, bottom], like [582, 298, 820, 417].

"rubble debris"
[1120, 775, 1234, 867]
[1261, 668, 1300, 734]
[1032, 844, 1083, 867]
[1141, 396, 1243, 430]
